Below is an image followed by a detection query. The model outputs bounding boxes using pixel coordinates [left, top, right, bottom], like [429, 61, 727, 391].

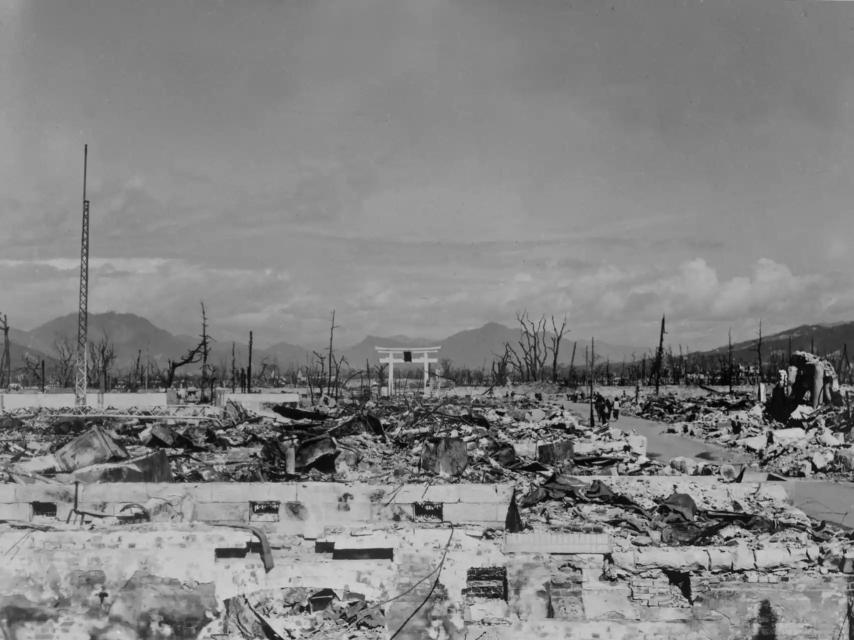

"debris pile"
[0, 397, 659, 486]
[630, 386, 854, 478]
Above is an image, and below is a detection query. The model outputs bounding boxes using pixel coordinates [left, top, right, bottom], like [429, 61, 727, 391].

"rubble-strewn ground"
[1, 385, 853, 639]
[628, 387, 854, 479]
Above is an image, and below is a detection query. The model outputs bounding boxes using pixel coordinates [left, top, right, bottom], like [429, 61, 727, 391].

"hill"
[702, 321, 854, 363]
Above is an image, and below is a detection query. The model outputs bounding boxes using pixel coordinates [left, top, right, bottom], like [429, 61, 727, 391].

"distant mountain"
[340, 322, 644, 370]
[256, 341, 311, 369]
[342, 335, 436, 369]
[26, 312, 192, 366]
[701, 321, 854, 363]
[9, 312, 649, 376]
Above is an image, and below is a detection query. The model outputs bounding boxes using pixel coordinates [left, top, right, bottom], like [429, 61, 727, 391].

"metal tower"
[74, 145, 90, 407]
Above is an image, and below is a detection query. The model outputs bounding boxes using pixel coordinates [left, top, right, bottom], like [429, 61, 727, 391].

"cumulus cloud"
[3, 247, 852, 351]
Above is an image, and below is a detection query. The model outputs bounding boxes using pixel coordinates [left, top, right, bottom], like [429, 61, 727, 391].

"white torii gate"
[375, 346, 441, 395]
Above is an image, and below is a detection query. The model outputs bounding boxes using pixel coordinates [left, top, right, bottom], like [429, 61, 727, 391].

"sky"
[2, 0, 854, 350]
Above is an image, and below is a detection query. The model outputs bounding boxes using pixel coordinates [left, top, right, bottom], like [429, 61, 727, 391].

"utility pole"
[327, 309, 337, 395]
[810, 334, 815, 355]
[654, 315, 666, 396]
[568, 341, 577, 385]
[247, 331, 253, 394]
[74, 144, 90, 407]
[0, 314, 10, 389]
[756, 319, 763, 400]
[843, 344, 851, 385]
[589, 337, 595, 428]
[199, 302, 210, 402]
[231, 342, 236, 393]
[728, 328, 734, 394]
[41, 360, 45, 393]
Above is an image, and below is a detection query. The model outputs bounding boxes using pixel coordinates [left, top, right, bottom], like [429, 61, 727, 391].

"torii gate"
[375, 346, 440, 395]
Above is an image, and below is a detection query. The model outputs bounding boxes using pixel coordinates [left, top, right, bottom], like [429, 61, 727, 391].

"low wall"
[216, 392, 300, 411]
[0, 514, 849, 639]
[0, 392, 168, 411]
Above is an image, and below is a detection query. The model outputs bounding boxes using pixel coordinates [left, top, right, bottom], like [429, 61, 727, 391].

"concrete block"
[787, 546, 810, 564]
[193, 502, 250, 523]
[707, 548, 733, 572]
[772, 427, 806, 446]
[739, 435, 767, 453]
[503, 533, 612, 554]
[0, 485, 17, 503]
[731, 545, 756, 571]
[611, 552, 636, 572]
[634, 548, 710, 572]
[443, 502, 506, 525]
[753, 547, 792, 569]
[13, 484, 75, 503]
[513, 441, 538, 458]
[0, 503, 31, 521]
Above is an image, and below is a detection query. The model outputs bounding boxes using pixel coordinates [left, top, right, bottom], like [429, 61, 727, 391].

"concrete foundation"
[0, 393, 168, 411]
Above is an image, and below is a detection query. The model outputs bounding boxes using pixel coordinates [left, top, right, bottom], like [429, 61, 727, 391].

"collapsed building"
[0, 388, 852, 639]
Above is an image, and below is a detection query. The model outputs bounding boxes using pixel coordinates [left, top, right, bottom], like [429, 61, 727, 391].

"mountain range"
[4, 313, 643, 374]
[10, 313, 854, 378]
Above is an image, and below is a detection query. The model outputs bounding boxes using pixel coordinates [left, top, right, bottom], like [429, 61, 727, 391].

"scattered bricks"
[753, 547, 792, 570]
[463, 567, 508, 601]
[548, 576, 584, 620]
[690, 576, 711, 593]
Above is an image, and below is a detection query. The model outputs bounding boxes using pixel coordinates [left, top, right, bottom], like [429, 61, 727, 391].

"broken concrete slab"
[770, 427, 807, 446]
[54, 426, 128, 472]
[67, 450, 173, 483]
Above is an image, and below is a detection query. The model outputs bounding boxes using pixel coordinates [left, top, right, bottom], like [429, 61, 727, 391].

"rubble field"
[0, 384, 853, 639]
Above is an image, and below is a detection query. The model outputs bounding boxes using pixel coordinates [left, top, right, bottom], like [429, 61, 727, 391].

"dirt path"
[562, 401, 752, 464]
[562, 400, 854, 528]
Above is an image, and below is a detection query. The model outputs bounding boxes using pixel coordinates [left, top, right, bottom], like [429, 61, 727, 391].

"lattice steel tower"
[74, 145, 90, 407]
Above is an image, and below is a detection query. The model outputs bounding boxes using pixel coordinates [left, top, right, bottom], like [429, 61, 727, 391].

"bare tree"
[502, 311, 567, 382]
[549, 315, 568, 383]
[199, 302, 214, 400]
[491, 348, 511, 386]
[52, 335, 76, 388]
[88, 331, 117, 391]
[22, 352, 42, 388]
[163, 302, 212, 389]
